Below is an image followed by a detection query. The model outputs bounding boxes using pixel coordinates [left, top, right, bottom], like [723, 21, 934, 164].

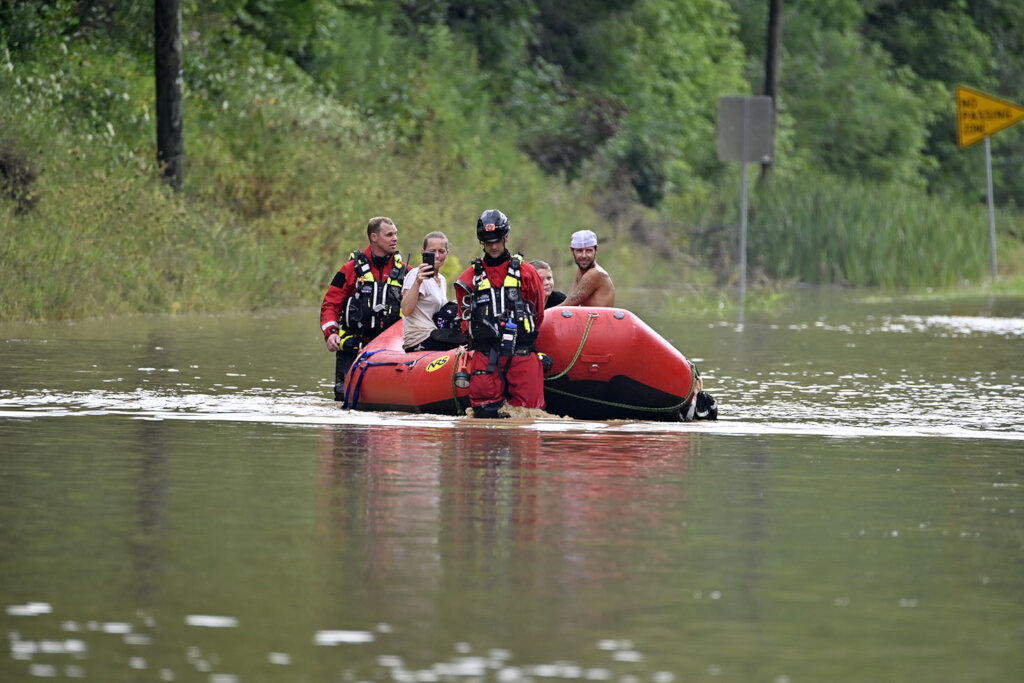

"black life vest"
[342, 251, 408, 339]
[464, 254, 538, 352]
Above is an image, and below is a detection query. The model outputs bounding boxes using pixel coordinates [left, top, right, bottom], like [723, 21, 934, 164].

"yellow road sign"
[956, 85, 1024, 148]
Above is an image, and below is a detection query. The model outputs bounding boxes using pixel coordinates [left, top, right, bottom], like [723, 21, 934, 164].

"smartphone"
[421, 251, 435, 271]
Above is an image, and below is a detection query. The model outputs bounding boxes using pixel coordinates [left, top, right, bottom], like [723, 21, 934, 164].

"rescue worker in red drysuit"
[454, 209, 546, 418]
[320, 216, 407, 401]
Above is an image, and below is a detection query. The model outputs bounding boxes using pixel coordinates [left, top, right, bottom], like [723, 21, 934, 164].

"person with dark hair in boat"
[455, 209, 547, 419]
[528, 259, 566, 309]
[320, 216, 407, 401]
[555, 229, 615, 307]
[402, 231, 465, 352]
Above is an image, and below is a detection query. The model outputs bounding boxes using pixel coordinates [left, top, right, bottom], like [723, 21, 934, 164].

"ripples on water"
[6, 602, 672, 683]
[2, 310, 1021, 439]
[2, 302, 1023, 683]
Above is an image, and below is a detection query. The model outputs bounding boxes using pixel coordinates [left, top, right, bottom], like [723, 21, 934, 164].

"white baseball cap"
[570, 230, 598, 248]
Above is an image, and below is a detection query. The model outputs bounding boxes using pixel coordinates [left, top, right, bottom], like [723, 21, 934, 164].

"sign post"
[955, 85, 1024, 280]
[718, 96, 773, 302]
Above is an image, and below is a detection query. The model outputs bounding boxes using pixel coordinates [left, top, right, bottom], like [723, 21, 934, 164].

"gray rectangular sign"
[717, 96, 774, 163]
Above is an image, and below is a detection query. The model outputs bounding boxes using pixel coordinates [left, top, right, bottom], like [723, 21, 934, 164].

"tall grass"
[747, 175, 995, 289]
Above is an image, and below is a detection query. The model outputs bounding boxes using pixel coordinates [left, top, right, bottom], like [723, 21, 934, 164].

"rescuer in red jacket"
[454, 209, 546, 418]
[320, 216, 407, 400]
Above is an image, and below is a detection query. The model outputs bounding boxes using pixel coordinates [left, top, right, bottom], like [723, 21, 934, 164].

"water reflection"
[315, 426, 696, 632]
[318, 426, 445, 607]
[4, 425, 1023, 681]
[131, 419, 171, 606]
[2, 426, 702, 681]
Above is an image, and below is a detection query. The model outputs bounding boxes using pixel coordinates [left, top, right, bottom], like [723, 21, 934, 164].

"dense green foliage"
[1, 0, 1023, 321]
[728, 0, 1024, 204]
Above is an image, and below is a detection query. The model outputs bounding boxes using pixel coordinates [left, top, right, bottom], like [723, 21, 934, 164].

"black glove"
[694, 391, 718, 420]
[538, 352, 553, 373]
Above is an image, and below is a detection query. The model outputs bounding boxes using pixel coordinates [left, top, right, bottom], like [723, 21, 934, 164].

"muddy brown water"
[2, 290, 1022, 682]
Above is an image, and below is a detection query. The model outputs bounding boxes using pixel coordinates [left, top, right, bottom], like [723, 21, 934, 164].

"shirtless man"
[557, 229, 615, 307]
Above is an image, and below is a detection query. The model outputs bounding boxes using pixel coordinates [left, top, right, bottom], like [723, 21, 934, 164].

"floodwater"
[1, 290, 1022, 682]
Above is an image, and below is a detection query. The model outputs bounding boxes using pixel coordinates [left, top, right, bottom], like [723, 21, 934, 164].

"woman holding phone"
[401, 231, 453, 352]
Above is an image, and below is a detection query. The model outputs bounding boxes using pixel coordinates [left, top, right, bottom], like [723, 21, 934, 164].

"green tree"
[729, 0, 943, 188]
[862, 1, 996, 200]
[605, 0, 749, 205]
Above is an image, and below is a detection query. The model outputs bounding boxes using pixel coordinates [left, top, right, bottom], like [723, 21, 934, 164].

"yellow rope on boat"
[544, 312, 598, 381]
[543, 311, 697, 415]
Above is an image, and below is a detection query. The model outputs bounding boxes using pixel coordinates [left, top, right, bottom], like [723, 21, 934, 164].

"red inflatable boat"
[340, 306, 698, 421]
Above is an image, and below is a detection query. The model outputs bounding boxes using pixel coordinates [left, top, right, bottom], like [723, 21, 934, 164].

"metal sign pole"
[739, 160, 748, 303]
[739, 100, 750, 303]
[985, 137, 998, 280]
[717, 95, 772, 305]
[955, 85, 1024, 281]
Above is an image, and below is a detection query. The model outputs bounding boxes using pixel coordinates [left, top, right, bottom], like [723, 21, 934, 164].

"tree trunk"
[762, 0, 782, 179]
[154, 0, 184, 191]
